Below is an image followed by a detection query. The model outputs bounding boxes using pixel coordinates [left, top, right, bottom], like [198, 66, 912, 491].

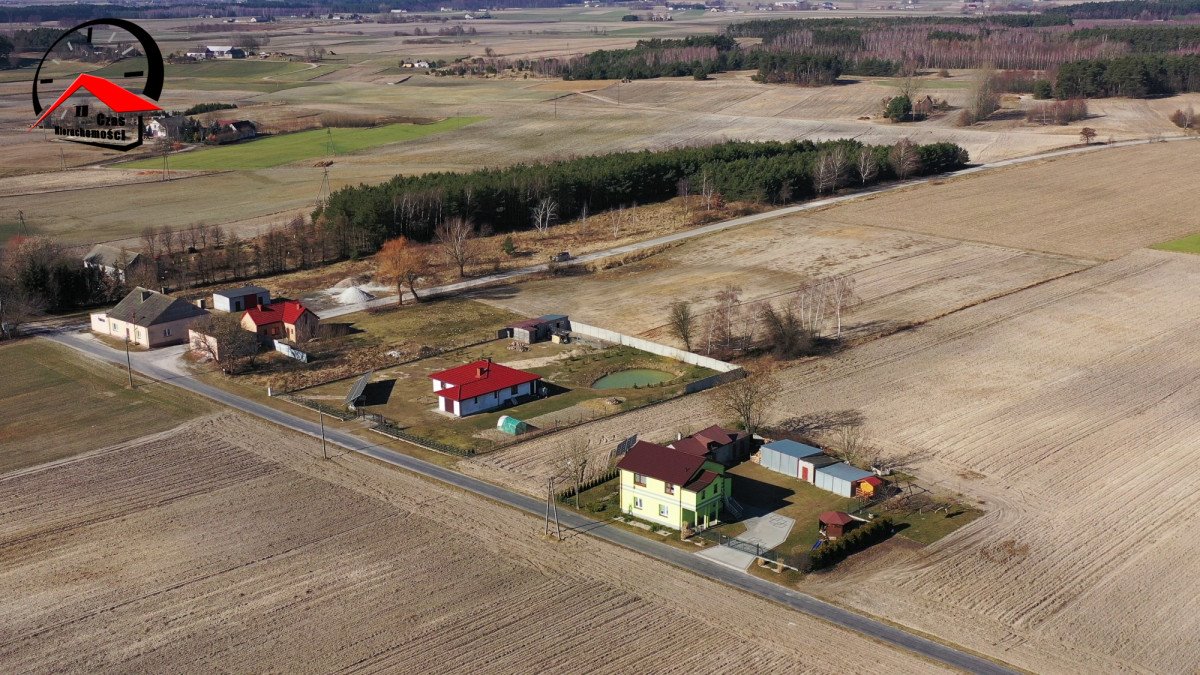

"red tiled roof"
[617, 441, 707, 487]
[819, 511, 854, 526]
[430, 359, 541, 402]
[244, 300, 311, 328]
[684, 470, 719, 493]
[669, 437, 709, 457]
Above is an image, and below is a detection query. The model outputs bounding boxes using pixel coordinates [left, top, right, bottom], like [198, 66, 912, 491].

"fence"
[370, 419, 476, 457]
[557, 468, 619, 502]
[273, 339, 309, 363]
[693, 528, 809, 572]
[274, 392, 357, 421]
[569, 321, 742, 373]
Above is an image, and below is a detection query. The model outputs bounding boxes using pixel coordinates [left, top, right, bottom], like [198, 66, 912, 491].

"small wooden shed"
[819, 511, 855, 539]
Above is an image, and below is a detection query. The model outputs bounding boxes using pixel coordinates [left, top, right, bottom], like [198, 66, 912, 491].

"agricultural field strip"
[472, 250, 1200, 672]
[38, 331, 1014, 675]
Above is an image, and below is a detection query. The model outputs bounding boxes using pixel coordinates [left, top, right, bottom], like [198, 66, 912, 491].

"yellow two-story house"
[616, 440, 731, 531]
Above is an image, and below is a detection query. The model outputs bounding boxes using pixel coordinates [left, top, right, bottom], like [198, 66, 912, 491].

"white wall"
[569, 321, 740, 373]
[445, 381, 534, 417]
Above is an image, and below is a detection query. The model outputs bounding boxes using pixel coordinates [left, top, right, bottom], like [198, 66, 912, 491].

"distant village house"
[82, 243, 147, 283]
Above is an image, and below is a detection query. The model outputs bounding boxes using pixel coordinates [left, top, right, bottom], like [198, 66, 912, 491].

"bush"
[885, 95, 912, 122]
[1032, 79, 1054, 100]
[501, 235, 516, 256]
[809, 517, 894, 569]
[184, 102, 237, 115]
[1025, 99, 1089, 125]
[1169, 106, 1197, 129]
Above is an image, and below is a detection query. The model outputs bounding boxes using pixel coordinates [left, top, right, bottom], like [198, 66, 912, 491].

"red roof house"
[615, 440, 731, 530]
[240, 300, 318, 344]
[429, 359, 542, 417]
[668, 424, 752, 466]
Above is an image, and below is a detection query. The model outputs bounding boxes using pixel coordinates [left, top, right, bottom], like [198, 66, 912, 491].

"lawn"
[0, 340, 213, 474]
[1151, 232, 1200, 255]
[118, 117, 484, 170]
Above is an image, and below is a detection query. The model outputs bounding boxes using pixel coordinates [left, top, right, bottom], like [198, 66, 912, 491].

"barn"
[815, 462, 875, 498]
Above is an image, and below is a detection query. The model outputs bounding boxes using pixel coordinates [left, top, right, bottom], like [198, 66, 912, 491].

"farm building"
[859, 475, 885, 498]
[815, 462, 876, 498]
[498, 314, 570, 344]
[818, 511, 856, 539]
[429, 359, 542, 417]
[759, 440, 822, 479]
[670, 425, 752, 467]
[616, 440, 731, 531]
[90, 287, 208, 348]
[240, 300, 318, 344]
[82, 243, 147, 283]
[212, 285, 270, 312]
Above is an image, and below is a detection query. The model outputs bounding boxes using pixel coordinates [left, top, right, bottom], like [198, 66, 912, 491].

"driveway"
[697, 513, 795, 572]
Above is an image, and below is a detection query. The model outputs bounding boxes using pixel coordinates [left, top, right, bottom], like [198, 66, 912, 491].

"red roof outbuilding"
[819, 511, 855, 526]
[430, 359, 541, 402]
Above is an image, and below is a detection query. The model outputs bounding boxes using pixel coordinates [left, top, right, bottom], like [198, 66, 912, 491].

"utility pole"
[545, 477, 562, 540]
[319, 409, 328, 460]
[17, 210, 28, 237]
[124, 328, 134, 389]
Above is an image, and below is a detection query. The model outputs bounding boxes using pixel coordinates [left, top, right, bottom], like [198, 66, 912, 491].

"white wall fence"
[274, 339, 309, 363]
[569, 321, 745, 394]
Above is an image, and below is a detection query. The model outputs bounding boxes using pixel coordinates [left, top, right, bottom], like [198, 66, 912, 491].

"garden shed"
[758, 440, 823, 480]
[815, 462, 875, 498]
[819, 511, 856, 539]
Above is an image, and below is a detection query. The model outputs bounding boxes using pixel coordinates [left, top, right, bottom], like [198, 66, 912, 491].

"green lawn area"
[1151, 233, 1200, 255]
[0, 340, 213, 474]
[118, 117, 484, 170]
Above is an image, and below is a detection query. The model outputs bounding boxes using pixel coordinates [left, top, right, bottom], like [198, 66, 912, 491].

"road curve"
[46, 330, 1015, 674]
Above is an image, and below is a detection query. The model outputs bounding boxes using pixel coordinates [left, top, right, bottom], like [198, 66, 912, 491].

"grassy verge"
[0, 339, 213, 474]
[118, 117, 484, 170]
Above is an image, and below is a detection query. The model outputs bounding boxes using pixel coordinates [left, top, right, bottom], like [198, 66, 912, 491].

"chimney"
[676, 432, 683, 441]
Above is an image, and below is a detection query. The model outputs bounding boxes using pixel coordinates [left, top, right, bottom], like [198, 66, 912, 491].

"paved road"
[45, 329, 1014, 674]
[317, 134, 1196, 320]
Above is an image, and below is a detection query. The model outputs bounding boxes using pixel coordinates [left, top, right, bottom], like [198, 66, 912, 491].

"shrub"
[885, 95, 912, 122]
[501, 235, 516, 256]
[184, 102, 237, 115]
[810, 517, 894, 570]
[1025, 98, 1089, 125]
[1169, 106, 1197, 129]
[1032, 79, 1054, 100]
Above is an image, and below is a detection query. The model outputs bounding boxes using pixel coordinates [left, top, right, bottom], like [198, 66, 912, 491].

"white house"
[91, 287, 209, 349]
[212, 285, 270, 312]
[428, 359, 542, 417]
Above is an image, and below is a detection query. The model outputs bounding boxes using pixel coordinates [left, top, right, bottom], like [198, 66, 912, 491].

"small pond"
[592, 368, 675, 389]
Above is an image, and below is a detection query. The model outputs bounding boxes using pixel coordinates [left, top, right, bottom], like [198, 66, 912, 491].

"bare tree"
[830, 422, 869, 467]
[758, 300, 813, 358]
[578, 203, 589, 234]
[140, 225, 159, 260]
[376, 236, 431, 304]
[677, 177, 692, 216]
[158, 226, 176, 257]
[554, 436, 592, 508]
[531, 196, 558, 236]
[208, 224, 225, 250]
[700, 170, 715, 211]
[813, 146, 849, 195]
[434, 216, 475, 277]
[889, 138, 920, 180]
[0, 281, 45, 339]
[191, 312, 259, 374]
[704, 285, 746, 357]
[667, 299, 697, 351]
[794, 277, 832, 338]
[708, 372, 779, 436]
[827, 273, 859, 338]
[856, 148, 878, 186]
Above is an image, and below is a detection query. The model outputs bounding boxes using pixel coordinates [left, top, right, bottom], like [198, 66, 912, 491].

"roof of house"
[816, 462, 874, 482]
[761, 439, 823, 460]
[84, 243, 141, 268]
[244, 300, 312, 327]
[819, 511, 854, 526]
[617, 440, 709, 488]
[229, 120, 256, 132]
[207, 45, 233, 51]
[507, 318, 544, 330]
[669, 437, 710, 457]
[691, 425, 744, 447]
[213, 285, 269, 299]
[429, 359, 542, 402]
[107, 287, 207, 327]
[684, 469, 720, 493]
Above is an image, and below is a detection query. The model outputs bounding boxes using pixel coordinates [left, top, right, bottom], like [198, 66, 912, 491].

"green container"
[497, 415, 528, 435]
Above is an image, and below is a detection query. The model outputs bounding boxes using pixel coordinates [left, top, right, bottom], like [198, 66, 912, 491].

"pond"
[592, 368, 675, 389]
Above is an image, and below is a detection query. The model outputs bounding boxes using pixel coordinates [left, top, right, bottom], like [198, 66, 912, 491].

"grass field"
[119, 117, 484, 170]
[0, 340, 212, 474]
[1151, 232, 1200, 254]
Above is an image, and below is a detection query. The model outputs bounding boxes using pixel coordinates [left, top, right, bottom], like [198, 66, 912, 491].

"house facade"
[240, 300, 318, 344]
[616, 440, 731, 531]
[90, 287, 209, 348]
[428, 359, 542, 417]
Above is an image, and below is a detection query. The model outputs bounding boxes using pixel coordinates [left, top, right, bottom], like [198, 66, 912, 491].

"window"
[659, 504, 669, 518]
[510, 385, 519, 395]
[633, 497, 643, 510]
[162, 328, 172, 337]
[664, 483, 675, 495]
[634, 473, 646, 487]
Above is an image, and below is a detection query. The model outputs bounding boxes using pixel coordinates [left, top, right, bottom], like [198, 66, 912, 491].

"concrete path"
[698, 513, 795, 572]
[315, 134, 1197, 321]
[42, 328, 1015, 674]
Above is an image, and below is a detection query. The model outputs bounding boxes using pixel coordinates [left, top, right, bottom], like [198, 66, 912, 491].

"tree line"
[1046, 0, 1200, 21]
[1056, 54, 1200, 98]
[316, 139, 969, 254]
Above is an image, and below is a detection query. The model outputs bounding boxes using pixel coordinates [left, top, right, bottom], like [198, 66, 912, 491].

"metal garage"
[758, 440, 824, 480]
[814, 462, 874, 498]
